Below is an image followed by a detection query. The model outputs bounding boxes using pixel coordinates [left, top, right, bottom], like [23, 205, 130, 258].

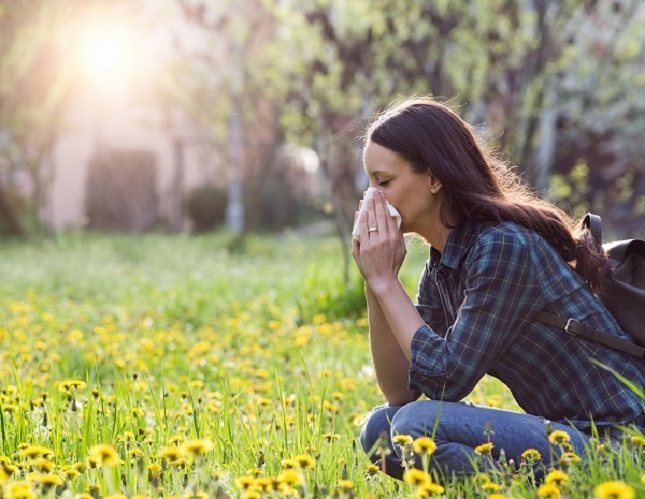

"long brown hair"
[366, 97, 609, 292]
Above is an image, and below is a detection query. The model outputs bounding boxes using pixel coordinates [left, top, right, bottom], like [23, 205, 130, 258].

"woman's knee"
[359, 404, 401, 454]
[390, 400, 445, 439]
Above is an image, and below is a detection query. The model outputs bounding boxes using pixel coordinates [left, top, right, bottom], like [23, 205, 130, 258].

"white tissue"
[352, 187, 402, 241]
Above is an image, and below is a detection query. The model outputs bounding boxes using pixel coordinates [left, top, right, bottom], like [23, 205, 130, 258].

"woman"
[353, 97, 644, 480]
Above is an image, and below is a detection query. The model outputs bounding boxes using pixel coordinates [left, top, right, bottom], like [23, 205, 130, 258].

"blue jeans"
[359, 400, 592, 481]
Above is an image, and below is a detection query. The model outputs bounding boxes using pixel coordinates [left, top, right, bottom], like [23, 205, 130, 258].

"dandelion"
[413, 436, 437, 456]
[57, 380, 87, 392]
[32, 473, 64, 488]
[521, 448, 541, 461]
[403, 468, 432, 487]
[593, 481, 635, 499]
[6, 481, 33, 499]
[474, 442, 494, 455]
[487, 495, 506, 499]
[558, 451, 581, 466]
[159, 447, 183, 463]
[548, 430, 570, 445]
[545, 469, 569, 486]
[629, 435, 645, 446]
[338, 479, 354, 491]
[537, 483, 561, 498]
[243, 491, 261, 499]
[392, 435, 413, 446]
[277, 469, 302, 487]
[19, 445, 54, 459]
[235, 476, 255, 490]
[415, 483, 445, 497]
[281, 458, 298, 469]
[323, 433, 341, 443]
[365, 464, 380, 477]
[28, 458, 54, 472]
[482, 482, 502, 492]
[181, 439, 213, 456]
[293, 454, 315, 469]
[89, 443, 118, 466]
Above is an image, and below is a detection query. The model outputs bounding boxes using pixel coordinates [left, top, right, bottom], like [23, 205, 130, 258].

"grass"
[0, 231, 642, 498]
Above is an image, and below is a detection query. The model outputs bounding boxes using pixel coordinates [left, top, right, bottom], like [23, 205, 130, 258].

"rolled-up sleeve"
[408, 232, 546, 401]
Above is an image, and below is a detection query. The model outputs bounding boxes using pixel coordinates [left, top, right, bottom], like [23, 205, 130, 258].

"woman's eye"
[378, 180, 390, 187]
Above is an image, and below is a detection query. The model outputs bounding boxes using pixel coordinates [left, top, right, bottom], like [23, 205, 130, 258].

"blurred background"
[1, 0, 644, 243]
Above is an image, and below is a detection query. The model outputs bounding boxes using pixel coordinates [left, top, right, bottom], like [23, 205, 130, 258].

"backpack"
[534, 213, 645, 359]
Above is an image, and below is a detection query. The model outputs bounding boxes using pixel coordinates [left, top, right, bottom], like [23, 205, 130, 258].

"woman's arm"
[366, 284, 421, 405]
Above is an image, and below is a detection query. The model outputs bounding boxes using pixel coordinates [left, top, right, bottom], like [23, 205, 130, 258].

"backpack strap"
[534, 311, 645, 358]
[583, 213, 603, 245]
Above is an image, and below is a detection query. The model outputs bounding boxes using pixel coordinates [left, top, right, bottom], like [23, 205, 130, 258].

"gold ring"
[368, 226, 378, 233]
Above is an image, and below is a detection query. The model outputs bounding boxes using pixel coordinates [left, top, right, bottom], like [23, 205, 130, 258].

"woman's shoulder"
[472, 221, 539, 251]
[466, 221, 564, 268]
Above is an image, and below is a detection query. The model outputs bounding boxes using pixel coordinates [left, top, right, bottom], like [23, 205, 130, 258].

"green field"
[0, 232, 642, 498]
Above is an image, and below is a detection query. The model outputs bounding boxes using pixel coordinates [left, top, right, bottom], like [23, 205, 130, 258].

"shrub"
[186, 186, 228, 232]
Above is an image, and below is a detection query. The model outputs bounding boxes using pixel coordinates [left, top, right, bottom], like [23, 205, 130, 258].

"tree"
[0, 0, 71, 235]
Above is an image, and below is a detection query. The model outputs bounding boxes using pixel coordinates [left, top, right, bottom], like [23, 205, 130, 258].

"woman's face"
[363, 140, 440, 234]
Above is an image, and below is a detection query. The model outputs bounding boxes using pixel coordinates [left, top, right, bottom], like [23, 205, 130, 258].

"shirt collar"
[429, 220, 480, 270]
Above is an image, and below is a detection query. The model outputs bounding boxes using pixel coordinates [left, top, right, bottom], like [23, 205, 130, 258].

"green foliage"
[185, 185, 229, 232]
[0, 231, 642, 497]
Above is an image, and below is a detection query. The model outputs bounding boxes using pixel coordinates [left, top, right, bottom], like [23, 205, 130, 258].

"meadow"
[0, 231, 642, 498]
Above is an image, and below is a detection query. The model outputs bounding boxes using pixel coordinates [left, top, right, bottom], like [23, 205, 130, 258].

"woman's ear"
[426, 172, 442, 194]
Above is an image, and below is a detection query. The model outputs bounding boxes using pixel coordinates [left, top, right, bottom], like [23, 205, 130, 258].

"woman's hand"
[351, 190, 406, 292]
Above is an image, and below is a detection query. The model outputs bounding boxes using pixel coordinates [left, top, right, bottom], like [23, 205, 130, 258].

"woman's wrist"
[367, 275, 401, 298]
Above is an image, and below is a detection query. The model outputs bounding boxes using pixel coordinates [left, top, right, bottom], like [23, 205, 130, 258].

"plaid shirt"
[410, 220, 645, 432]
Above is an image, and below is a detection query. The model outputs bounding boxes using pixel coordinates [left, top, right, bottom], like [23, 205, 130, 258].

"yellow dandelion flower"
[474, 442, 494, 455]
[558, 451, 581, 465]
[413, 436, 437, 455]
[338, 479, 354, 491]
[128, 448, 145, 462]
[629, 435, 645, 446]
[482, 482, 502, 492]
[7, 481, 33, 499]
[415, 483, 445, 497]
[537, 483, 561, 499]
[181, 439, 213, 456]
[545, 469, 569, 486]
[487, 495, 506, 499]
[392, 435, 414, 446]
[159, 446, 183, 462]
[89, 444, 118, 466]
[254, 477, 273, 491]
[147, 463, 161, 480]
[323, 400, 339, 413]
[593, 480, 635, 499]
[281, 458, 298, 469]
[235, 476, 256, 490]
[403, 468, 432, 487]
[57, 380, 87, 392]
[28, 458, 54, 472]
[277, 469, 302, 487]
[19, 445, 54, 459]
[31, 473, 64, 487]
[366, 464, 380, 476]
[293, 454, 315, 469]
[548, 430, 570, 445]
[521, 448, 542, 461]
[243, 491, 261, 499]
[323, 433, 341, 443]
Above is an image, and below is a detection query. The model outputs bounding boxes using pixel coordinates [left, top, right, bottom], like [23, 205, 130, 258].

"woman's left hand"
[351, 190, 406, 291]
